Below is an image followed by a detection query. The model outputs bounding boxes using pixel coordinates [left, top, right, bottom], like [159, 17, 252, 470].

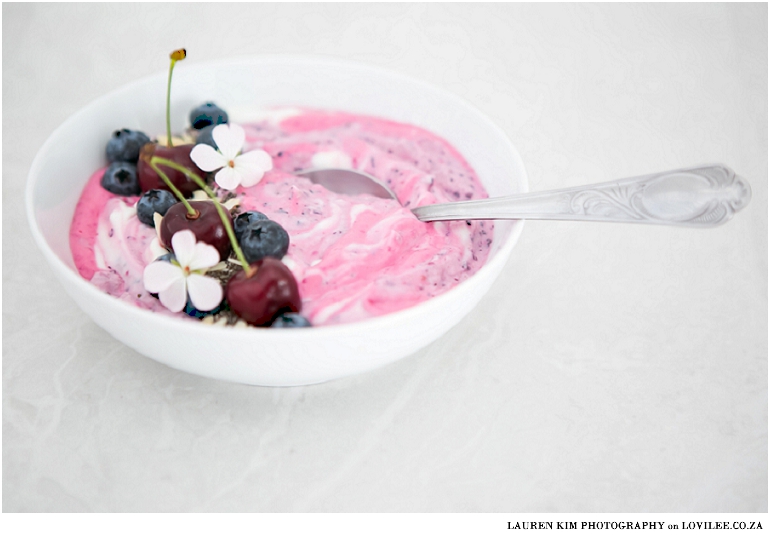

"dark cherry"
[137, 143, 199, 196]
[226, 258, 301, 327]
[159, 201, 232, 260]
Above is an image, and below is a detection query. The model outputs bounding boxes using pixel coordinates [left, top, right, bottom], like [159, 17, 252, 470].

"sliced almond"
[156, 135, 188, 147]
[223, 197, 241, 210]
[153, 213, 164, 241]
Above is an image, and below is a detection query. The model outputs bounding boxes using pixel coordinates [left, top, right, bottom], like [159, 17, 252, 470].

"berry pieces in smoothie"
[75, 107, 495, 327]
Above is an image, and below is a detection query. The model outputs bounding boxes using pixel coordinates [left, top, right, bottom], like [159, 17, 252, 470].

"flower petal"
[143, 260, 183, 293]
[188, 242, 221, 271]
[158, 276, 187, 312]
[187, 274, 223, 312]
[145, 236, 169, 265]
[190, 143, 228, 172]
[212, 123, 245, 161]
[237, 169, 265, 189]
[214, 166, 241, 190]
[235, 150, 273, 187]
[171, 229, 197, 268]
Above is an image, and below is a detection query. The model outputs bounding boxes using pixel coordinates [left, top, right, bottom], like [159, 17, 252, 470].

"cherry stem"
[148, 159, 196, 217]
[166, 59, 177, 147]
[165, 49, 186, 147]
[150, 156, 253, 276]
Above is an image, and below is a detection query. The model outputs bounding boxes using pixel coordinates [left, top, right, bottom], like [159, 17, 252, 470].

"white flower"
[143, 230, 223, 313]
[190, 123, 273, 190]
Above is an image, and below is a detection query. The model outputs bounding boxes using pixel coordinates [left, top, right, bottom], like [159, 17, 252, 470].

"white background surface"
[3, 3, 767, 512]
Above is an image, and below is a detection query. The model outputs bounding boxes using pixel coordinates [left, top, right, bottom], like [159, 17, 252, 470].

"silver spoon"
[298, 164, 751, 227]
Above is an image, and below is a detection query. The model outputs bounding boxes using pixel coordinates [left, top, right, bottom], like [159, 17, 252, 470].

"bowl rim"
[25, 54, 528, 338]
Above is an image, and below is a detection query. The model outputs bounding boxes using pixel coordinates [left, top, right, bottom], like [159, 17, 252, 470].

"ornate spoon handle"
[412, 164, 752, 227]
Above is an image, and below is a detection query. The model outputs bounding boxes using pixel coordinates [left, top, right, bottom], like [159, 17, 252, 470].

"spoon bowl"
[298, 168, 396, 200]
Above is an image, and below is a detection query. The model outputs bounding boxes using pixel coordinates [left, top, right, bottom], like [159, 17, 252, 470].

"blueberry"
[271, 313, 311, 328]
[137, 189, 178, 227]
[101, 162, 141, 196]
[189, 102, 228, 130]
[195, 124, 218, 149]
[184, 299, 222, 319]
[239, 220, 290, 263]
[233, 211, 269, 241]
[106, 129, 150, 163]
[155, 253, 176, 263]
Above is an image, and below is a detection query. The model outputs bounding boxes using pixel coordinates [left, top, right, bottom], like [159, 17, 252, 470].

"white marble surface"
[3, 3, 767, 512]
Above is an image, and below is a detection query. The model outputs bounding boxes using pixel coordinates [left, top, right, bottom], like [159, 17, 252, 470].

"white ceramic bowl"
[26, 56, 527, 386]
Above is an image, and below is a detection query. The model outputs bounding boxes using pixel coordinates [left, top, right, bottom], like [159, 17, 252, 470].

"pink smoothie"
[69, 109, 494, 326]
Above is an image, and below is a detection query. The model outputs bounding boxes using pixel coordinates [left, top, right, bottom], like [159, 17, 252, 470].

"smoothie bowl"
[26, 55, 527, 386]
